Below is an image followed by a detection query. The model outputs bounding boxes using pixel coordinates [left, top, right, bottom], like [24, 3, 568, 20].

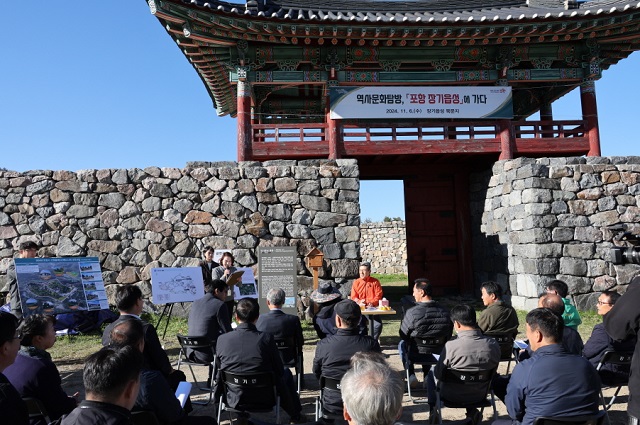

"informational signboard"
[258, 247, 297, 314]
[213, 249, 232, 264]
[330, 86, 513, 119]
[14, 257, 109, 317]
[151, 267, 204, 304]
[233, 267, 258, 300]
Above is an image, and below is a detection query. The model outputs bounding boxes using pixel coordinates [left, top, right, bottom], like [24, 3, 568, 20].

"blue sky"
[1, 2, 639, 221]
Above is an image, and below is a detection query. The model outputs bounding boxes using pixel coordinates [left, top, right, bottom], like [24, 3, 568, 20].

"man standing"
[398, 278, 453, 390]
[6, 241, 39, 319]
[350, 262, 384, 341]
[477, 281, 519, 338]
[215, 298, 303, 422]
[102, 285, 186, 390]
[604, 275, 640, 425]
[313, 299, 381, 418]
[434, 305, 500, 424]
[54, 346, 143, 425]
[256, 288, 304, 382]
[497, 308, 600, 425]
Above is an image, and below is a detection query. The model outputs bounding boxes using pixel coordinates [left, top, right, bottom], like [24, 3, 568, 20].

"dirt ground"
[57, 341, 630, 425]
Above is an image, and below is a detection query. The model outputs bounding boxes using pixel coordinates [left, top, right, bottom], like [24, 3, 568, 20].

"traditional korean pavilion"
[147, 0, 640, 294]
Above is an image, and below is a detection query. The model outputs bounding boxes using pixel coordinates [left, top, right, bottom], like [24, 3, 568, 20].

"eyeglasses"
[597, 300, 612, 306]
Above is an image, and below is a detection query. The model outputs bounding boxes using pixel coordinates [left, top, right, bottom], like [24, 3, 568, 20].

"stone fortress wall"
[0, 160, 362, 303]
[360, 221, 408, 275]
[471, 156, 640, 311]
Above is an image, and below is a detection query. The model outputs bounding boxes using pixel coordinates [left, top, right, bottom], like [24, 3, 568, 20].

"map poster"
[234, 267, 258, 300]
[257, 246, 297, 315]
[151, 267, 204, 304]
[14, 257, 109, 317]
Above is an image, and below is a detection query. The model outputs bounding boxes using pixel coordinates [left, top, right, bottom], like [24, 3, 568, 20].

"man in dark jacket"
[605, 275, 640, 424]
[313, 299, 381, 418]
[398, 278, 453, 391]
[54, 346, 143, 425]
[0, 311, 28, 425]
[477, 280, 519, 337]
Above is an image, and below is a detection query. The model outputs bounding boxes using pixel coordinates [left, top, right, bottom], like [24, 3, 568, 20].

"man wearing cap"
[350, 262, 384, 341]
[5, 241, 39, 320]
[313, 299, 381, 418]
[310, 283, 368, 339]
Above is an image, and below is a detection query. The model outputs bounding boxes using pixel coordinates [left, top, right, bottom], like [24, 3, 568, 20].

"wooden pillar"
[326, 94, 341, 160]
[580, 80, 602, 157]
[498, 119, 515, 160]
[540, 102, 554, 138]
[237, 78, 252, 161]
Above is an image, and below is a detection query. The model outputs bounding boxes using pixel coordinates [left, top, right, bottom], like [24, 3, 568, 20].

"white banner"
[330, 86, 513, 119]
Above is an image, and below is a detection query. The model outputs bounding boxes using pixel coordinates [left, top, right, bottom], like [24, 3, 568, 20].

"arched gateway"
[145, 0, 640, 295]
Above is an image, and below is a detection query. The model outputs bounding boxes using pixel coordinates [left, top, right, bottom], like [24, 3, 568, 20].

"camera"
[609, 225, 640, 265]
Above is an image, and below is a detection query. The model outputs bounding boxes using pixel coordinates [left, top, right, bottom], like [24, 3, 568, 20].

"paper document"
[175, 381, 192, 408]
[513, 339, 529, 350]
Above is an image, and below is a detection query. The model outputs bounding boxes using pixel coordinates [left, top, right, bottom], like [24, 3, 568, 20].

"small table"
[361, 307, 397, 339]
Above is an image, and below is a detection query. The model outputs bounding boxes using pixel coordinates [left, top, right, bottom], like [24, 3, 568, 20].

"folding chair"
[23, 397, 51, 424]
[434, 367, 498, 424]
[314, 376, 343, 422]
[176, 334, 217, 405]
[533, 410, 606, 425]
[274, 336, 303, 393]
[490, 334, 516, 373]
[596, 350, 633, 410]
[405, 335, 447, 402]
[217, 370, 281, 425]
[131, 410, 161, 425]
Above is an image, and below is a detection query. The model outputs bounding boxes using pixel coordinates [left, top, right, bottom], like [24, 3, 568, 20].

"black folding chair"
[533, 411, 606, 425]
[217, 370, 281, 425]
[315, 376, 343, 422]
[131, 410, 161, 425]
[176, 334, 217, 405]
[489, 334, 515, 373]
[596, 350, 633, 410]
[23, 397, 51, 424]
[274, 336, 303, 393]
[435, 367, 498, 424]
[405, 335, 448, 402]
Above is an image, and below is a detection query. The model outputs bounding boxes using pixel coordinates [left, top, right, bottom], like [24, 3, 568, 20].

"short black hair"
[115, 285, 143, 312]
[414, 278, 432, 297]
[450, 304, 477, 327]
[0, 312, 19, 346]
[481, 281, 503, 299]
[19, 241, 39, 251]
[203, 245, 214, 255]
[220, 251, 234, 263]
[19, 314, 56, 346]
[207, 279, 228, 295]
[526, 308, 563, 343]
[109, 317, 144, 349]
[83, 346, 143, 401]
[602, 290, 621, 305]
[360, 262, 371, 270]
[236, 298, 259, 323]
[546, 280, 569, 298]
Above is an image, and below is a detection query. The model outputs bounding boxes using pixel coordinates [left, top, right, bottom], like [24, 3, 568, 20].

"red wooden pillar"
[498, 119, 515, 160]
[237, 79, 252, 161]
[580, 80, 602, 157]
[326, 95, 341, 160]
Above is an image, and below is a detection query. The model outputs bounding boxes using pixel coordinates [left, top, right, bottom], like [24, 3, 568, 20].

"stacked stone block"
[360, 221, 407, 274]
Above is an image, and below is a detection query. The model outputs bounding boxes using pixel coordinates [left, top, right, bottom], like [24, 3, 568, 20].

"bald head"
[538, 293, 564, 317]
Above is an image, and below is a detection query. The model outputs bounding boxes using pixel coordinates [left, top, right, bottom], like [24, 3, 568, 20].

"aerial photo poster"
[14, 257, 109, 317]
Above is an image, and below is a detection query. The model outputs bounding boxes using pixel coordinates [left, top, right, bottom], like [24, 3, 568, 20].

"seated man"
[313, 299, 381, 418]
[103, 285, 185, 390]
[477, 281, 519, 338]
[545, 279, 581, 330]
[256, 288, 304, 382]
[4, 314, 76, 423]
[398, 278, 453, 390]
[0, 311, 28, 425]
[341, 353, 403, 425]
[434, 305, 500, 425]
[583, 290, 636, 385]
[350, 262, 384, 341]
[215, 298, 303, 422]
[494, 308, 600, 425]
[109, 318, 213, 425]
[186, 279, 233, 364]
[54, 346, 142, 424]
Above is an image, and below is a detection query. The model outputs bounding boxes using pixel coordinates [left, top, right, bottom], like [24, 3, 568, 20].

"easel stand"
[156, 302, 184, 339]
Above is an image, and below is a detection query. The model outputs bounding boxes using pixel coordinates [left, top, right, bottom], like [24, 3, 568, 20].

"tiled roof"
[181, 0, 640, 21]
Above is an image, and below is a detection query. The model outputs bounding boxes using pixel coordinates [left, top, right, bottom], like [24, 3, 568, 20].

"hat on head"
[334, 299, 362, 321]
[310, 282, 341, 303]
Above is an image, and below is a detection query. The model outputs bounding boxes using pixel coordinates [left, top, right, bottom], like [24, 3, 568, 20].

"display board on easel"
[257, 246, 297, 315]
[151, 267, 204, 338]
[14, 257, 109, 318]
